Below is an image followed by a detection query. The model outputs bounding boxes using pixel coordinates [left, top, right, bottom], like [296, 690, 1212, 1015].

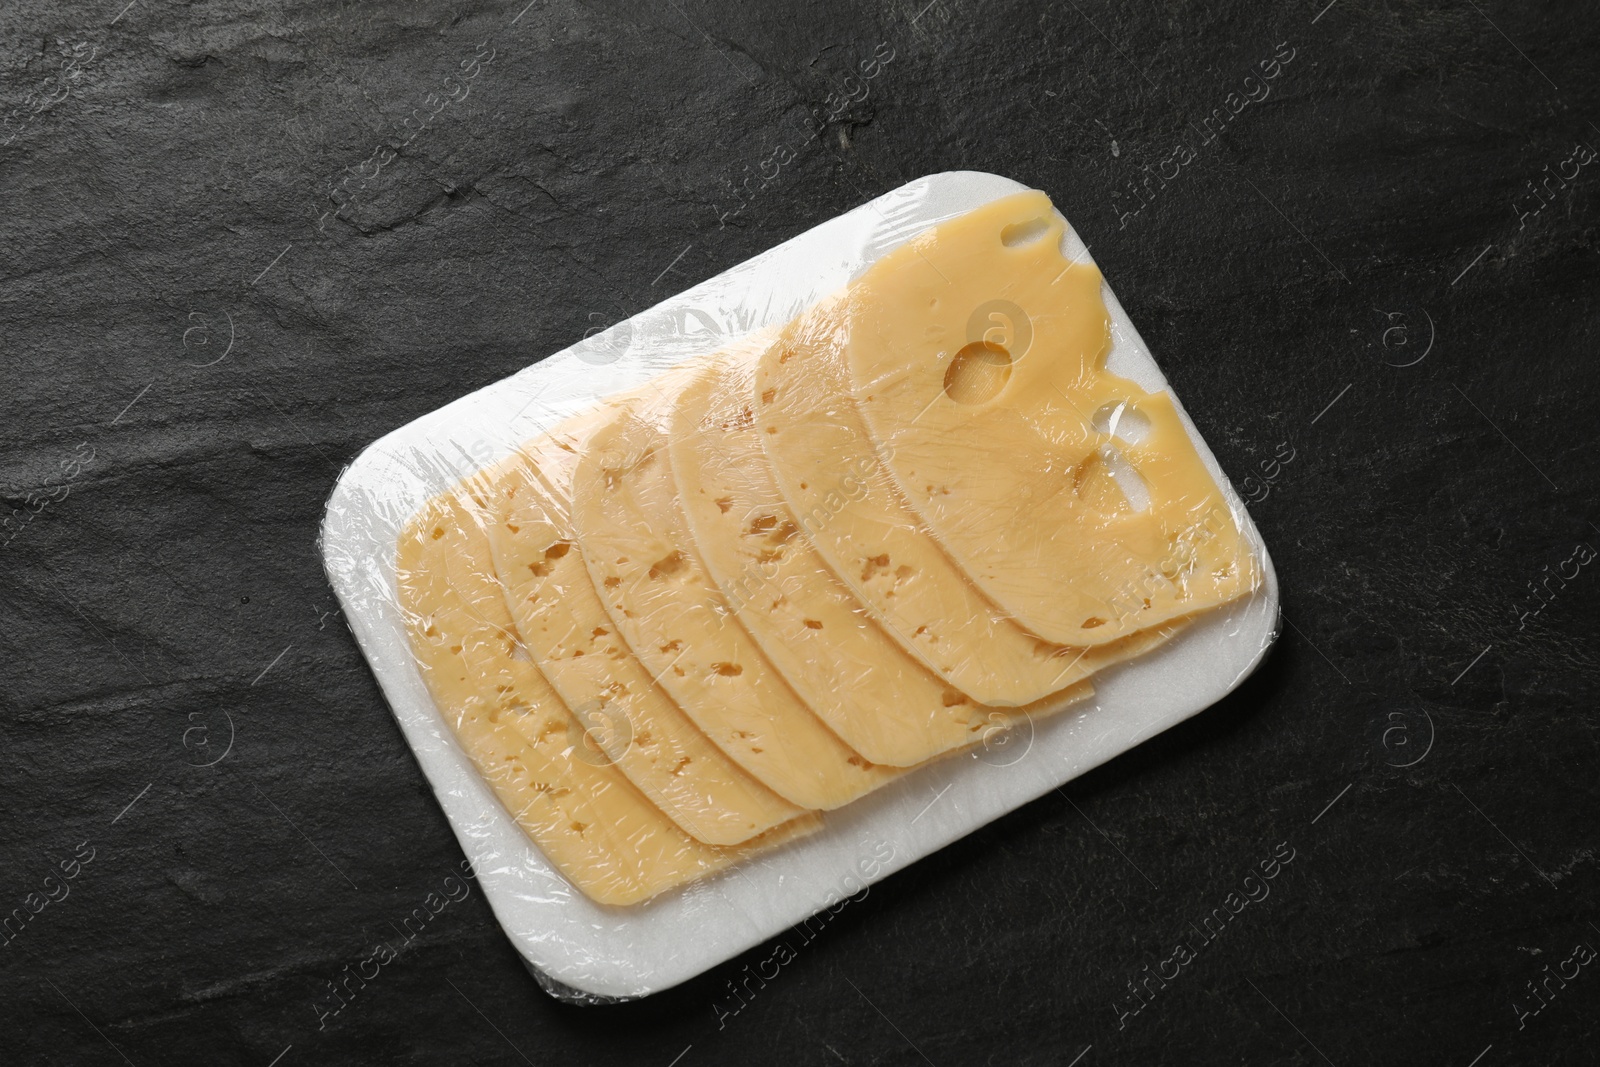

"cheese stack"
[395, 191, 1261, 905]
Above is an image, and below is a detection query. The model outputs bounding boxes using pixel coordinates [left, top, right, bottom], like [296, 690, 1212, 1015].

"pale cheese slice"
[479, 409, 807, 845]
[842, 189, 1260, 646]
[571, 368, 902, 810]
[672, 348, 1105, 765]
[397, 485, 816, 906]
[755, 299, 1168, 706]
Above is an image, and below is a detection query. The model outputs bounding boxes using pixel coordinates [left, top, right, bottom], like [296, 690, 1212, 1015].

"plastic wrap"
[320, 171, 1280, 1002]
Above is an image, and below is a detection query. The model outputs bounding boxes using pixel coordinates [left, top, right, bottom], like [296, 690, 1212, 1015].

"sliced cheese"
[755, 299, 1167, 706]
[841, 189, 1260, 645]
[397, 485, 815, 906]
[672, 348, 1105, 765]
[571, 368, 902, 810]
[480, 409, 806, 846]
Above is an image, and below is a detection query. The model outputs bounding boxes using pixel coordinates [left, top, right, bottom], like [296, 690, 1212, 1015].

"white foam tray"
[320, 171, 1280, 1002]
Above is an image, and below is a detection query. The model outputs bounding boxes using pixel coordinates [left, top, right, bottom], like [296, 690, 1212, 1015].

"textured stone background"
[2, 0, 1597, 1064]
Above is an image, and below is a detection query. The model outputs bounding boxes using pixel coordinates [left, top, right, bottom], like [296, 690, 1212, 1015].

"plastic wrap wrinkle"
[319, 171, 1279, 1001]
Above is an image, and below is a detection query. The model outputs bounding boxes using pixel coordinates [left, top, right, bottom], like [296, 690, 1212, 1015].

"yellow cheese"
[571, 368, 902, 809]
[841, 189, 1260, 645]
[672, 348, 1104, 764]
[755, 299, 1170, 706]
[397, 485, 815, 906]
[479, 410, 807, 845]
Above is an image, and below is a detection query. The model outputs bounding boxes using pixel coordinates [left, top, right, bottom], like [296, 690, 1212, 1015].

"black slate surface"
[2, 0, 1597, 1063]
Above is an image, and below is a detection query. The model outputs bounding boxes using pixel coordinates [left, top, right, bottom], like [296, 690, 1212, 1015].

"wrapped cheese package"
[321, 171, 1279, 1002]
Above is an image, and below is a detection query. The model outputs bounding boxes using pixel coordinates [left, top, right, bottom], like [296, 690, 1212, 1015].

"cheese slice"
[756, 299, 1171, 707]
[397, 484, 815, 906]
[841, 189, 1260, 645]
[672, 348, 1107, 764]
[571, 368, 902, 809]
[480, 409, 807, 845]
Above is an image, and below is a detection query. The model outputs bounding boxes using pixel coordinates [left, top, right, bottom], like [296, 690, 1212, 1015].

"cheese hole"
[1072, 447, 1150, 514]
[1001, 217, 1050, 247]
[1101, 445, 1151, 512]
[648, 551, 688, 580]
[943, 342, 1012, 405]
[1091, 401, 1152, 445]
